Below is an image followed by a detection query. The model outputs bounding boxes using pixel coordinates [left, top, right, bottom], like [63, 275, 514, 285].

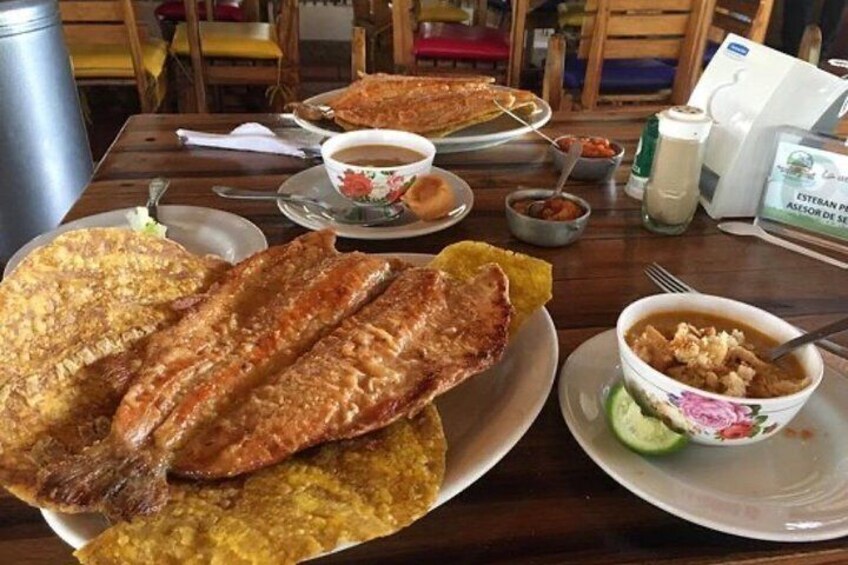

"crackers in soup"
[626, 311, 809, 399]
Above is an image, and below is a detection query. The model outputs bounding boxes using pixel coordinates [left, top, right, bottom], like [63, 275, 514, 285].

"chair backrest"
[391, 0, 527, 86]
[59, 0, 150, 104]
[707, 0, 774, 44]
[577, 0, 708, 109]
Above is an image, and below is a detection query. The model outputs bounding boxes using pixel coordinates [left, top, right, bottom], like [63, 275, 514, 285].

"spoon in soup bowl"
[766, 315, 848, 361]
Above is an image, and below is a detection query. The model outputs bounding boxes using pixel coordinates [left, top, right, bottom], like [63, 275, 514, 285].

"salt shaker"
[641, 106, 712, 235]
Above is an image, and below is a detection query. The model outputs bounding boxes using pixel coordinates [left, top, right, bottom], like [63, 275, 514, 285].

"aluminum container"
[0, 0, 92, 264]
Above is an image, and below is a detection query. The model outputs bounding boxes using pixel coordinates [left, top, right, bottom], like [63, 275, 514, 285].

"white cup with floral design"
[616, 294, 824, 446]
[321, 129, 436, 207]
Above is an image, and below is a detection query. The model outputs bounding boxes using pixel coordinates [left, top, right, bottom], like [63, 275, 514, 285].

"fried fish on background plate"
[75, 404, 445, 565]
[38, 230, 401, 519]
[0, 229, 227, 511]
[328, 73, 538, 137]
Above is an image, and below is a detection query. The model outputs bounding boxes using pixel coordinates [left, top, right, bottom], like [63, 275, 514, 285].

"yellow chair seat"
[68, 40, 168, 79]
[171, 21, 282, 59]
[418, 1, 469, 23]
[557, 11, 586, 28]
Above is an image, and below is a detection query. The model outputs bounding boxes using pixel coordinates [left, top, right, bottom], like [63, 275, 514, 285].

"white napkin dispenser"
[687, 34, 848, 219]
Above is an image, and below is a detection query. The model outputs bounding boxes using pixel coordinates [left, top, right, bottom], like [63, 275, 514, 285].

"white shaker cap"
[658, 105, 712, 141]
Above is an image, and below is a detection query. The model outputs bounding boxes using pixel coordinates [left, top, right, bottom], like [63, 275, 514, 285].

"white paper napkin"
[176, 122, 320, 157]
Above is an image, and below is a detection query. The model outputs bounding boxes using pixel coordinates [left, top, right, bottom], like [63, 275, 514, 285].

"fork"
[644, 262, 848, 359]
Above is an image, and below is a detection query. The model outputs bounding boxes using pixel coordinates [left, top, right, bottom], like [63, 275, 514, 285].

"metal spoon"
[527, 140, 583, 218]
[718, 221, 848, 270]
[147, 177, 170, 222]
[767, 316, 848, 361]
[212, 186, 404, 227]
[493, 99, 558, 146]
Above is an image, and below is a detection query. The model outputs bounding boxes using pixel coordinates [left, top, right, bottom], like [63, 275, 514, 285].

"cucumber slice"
[606, 382, 688, 456]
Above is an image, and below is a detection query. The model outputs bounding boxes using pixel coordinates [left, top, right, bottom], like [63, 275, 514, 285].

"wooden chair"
[676, 0, 774, 97]
[707, 0, 774, 45]
[392, 0, 529, 86]
[171, 0, 299, 112]
[353, 0, 393, 73]
[542, 0, 708, 112]
[60, 0, 169, 113]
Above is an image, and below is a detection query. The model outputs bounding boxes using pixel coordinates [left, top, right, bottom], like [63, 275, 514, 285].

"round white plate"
[277, 166, 473, 240]
[559, 329, 848, 542]
[3, 206, 268, 277]
[42, 253, 559, 551]
[293, 87, 553, 154]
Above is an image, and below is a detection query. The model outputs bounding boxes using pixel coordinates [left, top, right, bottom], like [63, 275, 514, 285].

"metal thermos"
[0, 0, 92, 264]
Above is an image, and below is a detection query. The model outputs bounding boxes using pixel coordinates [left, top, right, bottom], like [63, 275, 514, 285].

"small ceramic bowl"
[321, 129, 436, 207]
[505, 188, 591, 247]
[616, 294, 824, 446]
[550, 136, 624, 183]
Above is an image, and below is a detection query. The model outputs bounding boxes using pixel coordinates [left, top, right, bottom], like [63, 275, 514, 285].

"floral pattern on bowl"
[623, 374, 784, 445]
[338, 169, 417, 205]
[669, 391, 778, 441]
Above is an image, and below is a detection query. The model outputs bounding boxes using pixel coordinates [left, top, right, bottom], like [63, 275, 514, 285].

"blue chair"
[542, 0, 703, 111]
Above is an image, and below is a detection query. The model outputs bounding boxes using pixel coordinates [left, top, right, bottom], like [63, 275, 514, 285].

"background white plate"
[293, 87, 552, 154]
[3, 206, 268, 277]
[277, 166, 473, 240]
[42, 253, 559, 552]
[559, 329, 848, 542]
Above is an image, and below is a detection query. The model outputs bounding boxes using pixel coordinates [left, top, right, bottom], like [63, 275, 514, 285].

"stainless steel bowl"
[550, 137, 624, 183]
[505, 189, 591, 247]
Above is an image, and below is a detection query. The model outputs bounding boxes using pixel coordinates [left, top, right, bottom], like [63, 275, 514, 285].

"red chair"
[154, 0, 244, 23]
[413, 22, 510, 61]
[393, 0, 528, 85]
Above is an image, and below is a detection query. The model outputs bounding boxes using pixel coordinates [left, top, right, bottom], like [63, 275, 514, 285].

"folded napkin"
[176, 122, 321, 157]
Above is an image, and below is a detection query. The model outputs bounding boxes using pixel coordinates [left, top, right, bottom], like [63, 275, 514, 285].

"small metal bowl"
[505, 188, 591, 247]
[550, 136, 625, 183]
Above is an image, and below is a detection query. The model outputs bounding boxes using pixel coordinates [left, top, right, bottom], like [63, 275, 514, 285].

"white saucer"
[559, 329, 848, 542]
[3, 206, 268, 277]
[277, 166, 473, 240]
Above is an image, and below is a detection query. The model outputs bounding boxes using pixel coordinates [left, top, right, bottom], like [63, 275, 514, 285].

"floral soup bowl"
[321, 129, 436, 207]
[616, 294, 824, 446]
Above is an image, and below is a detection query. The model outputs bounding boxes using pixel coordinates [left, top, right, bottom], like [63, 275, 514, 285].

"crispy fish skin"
[173, 264, 511, 479]
[37, 231, 400, 520]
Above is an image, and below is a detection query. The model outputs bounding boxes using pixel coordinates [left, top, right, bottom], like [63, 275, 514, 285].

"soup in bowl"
[321, 130, 436, 207]
[616, 294, 823, 446]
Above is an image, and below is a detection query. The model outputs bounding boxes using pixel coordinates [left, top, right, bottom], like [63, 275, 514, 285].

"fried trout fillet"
[173, 264, 511, 479]
[37, 231, 400, 520]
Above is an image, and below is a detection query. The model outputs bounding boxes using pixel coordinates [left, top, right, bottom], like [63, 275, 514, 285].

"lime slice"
[605, 382, 688, 456]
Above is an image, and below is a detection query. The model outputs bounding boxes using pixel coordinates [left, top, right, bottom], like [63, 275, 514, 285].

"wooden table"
[4, 111, 848, 564]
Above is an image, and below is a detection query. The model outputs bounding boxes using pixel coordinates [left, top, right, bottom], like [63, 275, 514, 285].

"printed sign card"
[757, 127, 848, 252]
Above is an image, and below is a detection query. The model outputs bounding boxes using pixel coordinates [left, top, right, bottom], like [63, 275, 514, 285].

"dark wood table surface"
[3, 111, 848, 564]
